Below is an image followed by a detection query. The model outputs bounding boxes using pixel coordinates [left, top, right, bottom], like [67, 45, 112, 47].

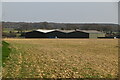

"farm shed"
[25, 31, 46, 38]
[78, 30, 105, 38]
[46, 30, 66, 38]
[25, 29, 105, 38]
[67, 31, 89, 38]
[25, 29, 68, 38]
[63, 30, 105, 38]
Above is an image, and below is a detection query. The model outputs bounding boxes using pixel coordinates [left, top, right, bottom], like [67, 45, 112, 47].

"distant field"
[2, 38, 118, 78]
[3, 28, 35, 33]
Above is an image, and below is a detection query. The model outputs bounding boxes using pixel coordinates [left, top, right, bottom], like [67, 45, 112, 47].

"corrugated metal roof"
[36, 29, 104, 34]
[36, 29, 55, 33]
[78, 30, 103, 34]
[36, 29, 74, 33]
[56, 30, 75, 33]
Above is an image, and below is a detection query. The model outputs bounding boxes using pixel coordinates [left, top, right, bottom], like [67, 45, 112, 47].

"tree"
[14, 28, 23, 33]
[42, 22, 48, 29]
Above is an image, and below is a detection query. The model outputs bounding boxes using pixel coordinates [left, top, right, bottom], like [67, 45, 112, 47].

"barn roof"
[57, 30, 103, 34]
[36, 29, 74, 33]
[35, 29, 104, 34]
[56, 30, 75, 33]
[36, 29, 55, 33]
[77, 30, 104, 34]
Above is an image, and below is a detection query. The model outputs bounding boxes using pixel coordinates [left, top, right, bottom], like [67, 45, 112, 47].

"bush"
[2, 32, 16, 38]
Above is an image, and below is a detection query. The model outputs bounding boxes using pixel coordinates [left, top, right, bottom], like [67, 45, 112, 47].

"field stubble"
[2, 38, 118, 78]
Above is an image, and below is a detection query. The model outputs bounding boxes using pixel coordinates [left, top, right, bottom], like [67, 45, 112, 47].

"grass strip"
[2, 41, 11, 66]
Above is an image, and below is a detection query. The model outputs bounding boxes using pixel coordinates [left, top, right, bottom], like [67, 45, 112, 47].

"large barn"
[25, 29, 105, 38]
[77, 30, 105, 38]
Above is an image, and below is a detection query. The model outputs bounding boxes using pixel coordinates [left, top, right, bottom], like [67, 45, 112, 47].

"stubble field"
[2, 38, 118, 78]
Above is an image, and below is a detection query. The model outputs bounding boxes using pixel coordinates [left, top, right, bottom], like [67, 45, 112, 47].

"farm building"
[25, 29, 105, 38]
[46, 30, 66, 38]
[25, 31, 46, 38]
[77, 30, 106, 38]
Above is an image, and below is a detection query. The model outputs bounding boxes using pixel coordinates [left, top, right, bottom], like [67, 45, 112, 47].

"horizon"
[2, 21, 118, 25]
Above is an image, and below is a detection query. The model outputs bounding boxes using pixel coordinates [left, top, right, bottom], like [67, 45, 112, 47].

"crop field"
[2, 38, 118, 78]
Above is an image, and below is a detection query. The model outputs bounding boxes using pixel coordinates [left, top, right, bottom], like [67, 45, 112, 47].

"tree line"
[2, 22, 119, 31]
[2, 22, 120, 38]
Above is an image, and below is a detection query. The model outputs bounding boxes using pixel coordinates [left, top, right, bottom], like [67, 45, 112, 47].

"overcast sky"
[2, 2, 118, 24]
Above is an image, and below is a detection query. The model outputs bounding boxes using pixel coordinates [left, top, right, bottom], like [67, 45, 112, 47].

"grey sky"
[2, 2, 118, 24]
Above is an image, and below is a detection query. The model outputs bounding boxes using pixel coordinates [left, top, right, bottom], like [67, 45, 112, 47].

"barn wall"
[46, 31, 66, 38]
[89, 33, 105, 38]
[25, 31, 46, 38]
[25, 30, 105, 38]
[67, 31, 89, 38]
[97, 33, 105, 37]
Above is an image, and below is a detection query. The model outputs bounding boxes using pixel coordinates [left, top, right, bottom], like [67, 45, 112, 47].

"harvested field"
[2, 38, 118, 78]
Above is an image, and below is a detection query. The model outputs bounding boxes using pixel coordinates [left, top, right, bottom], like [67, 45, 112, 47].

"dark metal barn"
[46, 30, 66, 38]
[67, 31, 89, 38]
[25, 29, 105, 38]
[78, 30, 105, 38]
[25, 31, 46, 38]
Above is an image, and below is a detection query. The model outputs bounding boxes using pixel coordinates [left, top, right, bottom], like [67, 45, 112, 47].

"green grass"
[2, 28, 14, 33]
[2, 41, 11, 65]
[3, 28, 36, 33]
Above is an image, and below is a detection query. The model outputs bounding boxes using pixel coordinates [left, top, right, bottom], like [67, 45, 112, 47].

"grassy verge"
[2, 41, 11, 66]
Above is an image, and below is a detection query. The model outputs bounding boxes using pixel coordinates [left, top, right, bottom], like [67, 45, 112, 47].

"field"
[2, 38, 118, 78]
